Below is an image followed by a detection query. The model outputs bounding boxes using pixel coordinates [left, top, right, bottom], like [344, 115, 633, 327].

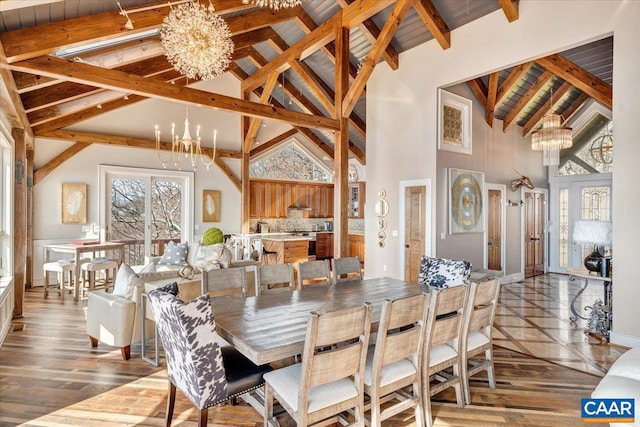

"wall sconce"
[507, 199, 524, 207]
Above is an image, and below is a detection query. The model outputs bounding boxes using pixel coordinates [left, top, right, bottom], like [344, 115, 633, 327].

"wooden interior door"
[487, 189, 502, 271]
[524, 192, 545, 278]
[404, 185, 426, 282]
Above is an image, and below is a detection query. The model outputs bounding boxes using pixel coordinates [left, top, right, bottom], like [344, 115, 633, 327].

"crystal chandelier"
[244, 0, 302, 10]
[160, 0, 234, 80]
[531, 114, 572, 166]
[155, 107, 217, 171]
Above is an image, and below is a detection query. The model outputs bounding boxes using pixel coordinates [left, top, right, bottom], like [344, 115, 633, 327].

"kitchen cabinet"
[263, 238, 308, 265]
[250, 179, 334, 219]
[347, 234, 365, 266]
[316, 232, 334, 260]
[348, 182, 365, 218]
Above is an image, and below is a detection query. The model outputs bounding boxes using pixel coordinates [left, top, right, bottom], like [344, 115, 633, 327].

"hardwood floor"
[0, 274, 619, 426]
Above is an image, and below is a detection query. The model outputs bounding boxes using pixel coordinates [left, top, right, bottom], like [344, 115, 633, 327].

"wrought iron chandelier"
[155, 106, 217, 171]
[244, 0, 302, 10]
[531, 88, 572, 166]
[160, 0, 234, 80]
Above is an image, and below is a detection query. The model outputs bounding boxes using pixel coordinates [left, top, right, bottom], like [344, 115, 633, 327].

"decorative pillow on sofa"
[113, 263, 138, 299]
[158, 241, 189, 266]
[193, 243, 230, 271]
[418, 256, 471, 288]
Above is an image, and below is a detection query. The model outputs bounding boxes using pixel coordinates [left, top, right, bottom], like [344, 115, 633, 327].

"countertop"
[261, 235, 313, 241]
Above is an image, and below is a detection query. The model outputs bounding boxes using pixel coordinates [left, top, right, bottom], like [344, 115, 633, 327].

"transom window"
[559, 118, 613, 176]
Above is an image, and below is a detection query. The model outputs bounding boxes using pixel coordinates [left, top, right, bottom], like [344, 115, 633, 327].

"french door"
[549, 173, 612, 273]
[99, 166, 194, 266]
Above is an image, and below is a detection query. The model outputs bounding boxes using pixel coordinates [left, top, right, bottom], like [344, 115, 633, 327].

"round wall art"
[449, 168, 484, 233]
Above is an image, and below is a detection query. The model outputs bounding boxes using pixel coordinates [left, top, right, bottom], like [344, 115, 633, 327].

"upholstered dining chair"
[256, 263, 295, 295]
[363, 294, 429, 427]
[461, 278, 501, 404]
[297, 259, 332, 289]
[201, 266, 246, 299]
[264, 303, 373, 427]
[147, 283, 272, 427]
[418, 255, 471, 289]
[422, 284, 470, 427]
[331, 256, 362, 284]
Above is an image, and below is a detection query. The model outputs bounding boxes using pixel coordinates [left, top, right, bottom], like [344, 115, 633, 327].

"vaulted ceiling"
[0, 0, 613, 186]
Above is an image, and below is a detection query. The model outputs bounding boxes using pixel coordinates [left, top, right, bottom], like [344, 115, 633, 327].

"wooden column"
[333, 21, 350, 258]
[241, 90, 251, 233]
[12, 128, 26, 317]
[26, 148, 33, 288]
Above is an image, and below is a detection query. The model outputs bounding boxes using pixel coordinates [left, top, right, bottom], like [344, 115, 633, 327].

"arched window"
[250, 139, 333, 183]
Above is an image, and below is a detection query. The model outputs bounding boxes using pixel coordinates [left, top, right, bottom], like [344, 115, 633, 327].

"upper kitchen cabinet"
[250, 179, 333, 219]
[348, 182, 365, 219]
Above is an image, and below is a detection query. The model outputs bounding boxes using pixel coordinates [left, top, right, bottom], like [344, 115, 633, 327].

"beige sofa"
[591, 347, 640, 426]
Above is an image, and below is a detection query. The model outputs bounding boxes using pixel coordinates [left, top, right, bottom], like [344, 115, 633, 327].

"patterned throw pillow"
[418, 256, 471, 288]
[158, 241, 189, 266]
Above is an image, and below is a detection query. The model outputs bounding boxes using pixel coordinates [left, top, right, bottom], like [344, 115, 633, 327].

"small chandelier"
[244, 0, 302, 10]
[155, 107, 217, 171]
[531, 87, 572, 166]
[160, 0, 234, 80]
[531, 114, 572, 166]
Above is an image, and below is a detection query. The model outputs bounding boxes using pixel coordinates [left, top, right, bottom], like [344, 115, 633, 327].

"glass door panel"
[151, 178, 183, 257]
[109, 177, 146, 265]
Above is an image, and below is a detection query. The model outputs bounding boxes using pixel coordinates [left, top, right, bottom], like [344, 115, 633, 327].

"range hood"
[287, 207, 311, 218]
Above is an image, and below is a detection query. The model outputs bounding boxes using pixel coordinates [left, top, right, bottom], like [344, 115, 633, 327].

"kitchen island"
[262, 235, 311, 267]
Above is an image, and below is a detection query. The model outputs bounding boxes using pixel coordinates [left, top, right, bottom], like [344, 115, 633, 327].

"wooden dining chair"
[461, 278, 501, 404]
[297, 259, 331, 289]
[201, 266, 246, 299]
[147, 283, 271, 427]
[422, 284, 470, 427]
[256, 263, 295, 295]
[331, 256, 362, 284]
[363, 294, 429, 427]
[264, 303, 373, 427]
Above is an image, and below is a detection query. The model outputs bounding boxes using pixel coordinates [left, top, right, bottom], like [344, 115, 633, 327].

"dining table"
[44, 241, 125, 302]
[212, 276, 426, 366]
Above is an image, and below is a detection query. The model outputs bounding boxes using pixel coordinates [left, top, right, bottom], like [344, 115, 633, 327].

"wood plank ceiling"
[0, 0, 613, 185]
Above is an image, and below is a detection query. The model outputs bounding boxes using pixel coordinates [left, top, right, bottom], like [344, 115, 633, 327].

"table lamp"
[572, 220, 612, 276]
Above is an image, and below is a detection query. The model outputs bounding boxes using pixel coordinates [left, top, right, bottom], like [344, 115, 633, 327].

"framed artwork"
[61, 183, 87, 224]
[202, 190, 220, 222]
[438, 88, 472, 155]
[448, 168, 484, 234]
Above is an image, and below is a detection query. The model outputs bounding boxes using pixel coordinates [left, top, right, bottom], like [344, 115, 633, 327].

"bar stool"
[43, 261, 75, 300]
[81, 259, 119, 297]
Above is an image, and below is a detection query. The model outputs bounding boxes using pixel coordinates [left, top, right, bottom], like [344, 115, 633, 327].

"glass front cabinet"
[348, 182, 365, 218]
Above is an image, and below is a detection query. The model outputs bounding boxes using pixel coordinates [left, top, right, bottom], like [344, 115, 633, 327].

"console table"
[567, 267, 612, 341]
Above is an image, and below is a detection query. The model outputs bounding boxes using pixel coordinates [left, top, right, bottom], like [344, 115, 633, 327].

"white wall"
[367, 1, 640, 346]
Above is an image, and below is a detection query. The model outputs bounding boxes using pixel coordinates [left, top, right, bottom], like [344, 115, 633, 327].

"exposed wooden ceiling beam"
[413, 0, 451, 50]
[294, 11, 360, 81]
[342, 0, 412, 117]
[32, 94, 147, 134]
[486, 72, 499, 126]
[36, 129, 242, 159]
[10, 55, 340, 131]
[536, 54, 612, 109]
[467, 78, 487, 106]
[0, 1, 287, 63]
[559, 92, 590, 125]
[33, 142, 90, 185]
[243, 73, 278, 152]
[498, 0, 519, 22]
[243, 0, 395, 92]
[250, 128, 299, 157]
[335, 0, 399, 70]
[502, 70, 553, 132]
[496, 61, 533, 107]
[22, 55, 175, 113]
[522, 81, 572, 137]
[0, 42, 34, 145]
[13, 70, 57, 93]
[230, 63, 365, 164]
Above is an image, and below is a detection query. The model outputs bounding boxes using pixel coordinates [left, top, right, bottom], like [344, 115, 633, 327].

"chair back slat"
[331, 256, 362, 284]
[298, 260, 332, 288]
[382, 326, 422, 366]
[308, 343, 363, 387]
[257, 263, 295, 295]
[463, 278, 500, 341]
[469, 305, 492, 332]
[201, 267, 246, 299]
